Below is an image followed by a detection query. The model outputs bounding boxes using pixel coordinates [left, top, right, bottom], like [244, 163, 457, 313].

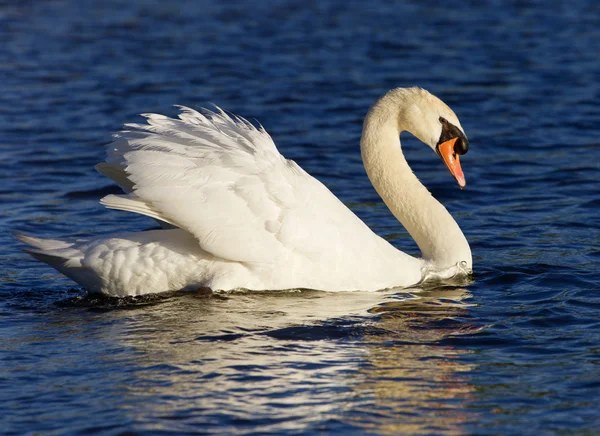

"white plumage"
[19, 87, 472, 296]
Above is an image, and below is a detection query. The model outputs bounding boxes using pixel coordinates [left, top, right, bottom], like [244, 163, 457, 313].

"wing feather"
[100, 194, 177, 227]
[99, 106, 373, 264]
[95, 163, 135, 193]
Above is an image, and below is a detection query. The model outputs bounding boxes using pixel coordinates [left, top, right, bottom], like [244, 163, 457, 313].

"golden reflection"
[67, 287, 480, 433]
[350, 286, 479, 435]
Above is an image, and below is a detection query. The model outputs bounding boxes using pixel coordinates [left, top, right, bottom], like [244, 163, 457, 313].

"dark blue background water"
[2, 0, 599, 434]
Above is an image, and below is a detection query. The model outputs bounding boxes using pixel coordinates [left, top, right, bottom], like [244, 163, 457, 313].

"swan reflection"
[350, 287, 479, 435]
[81, 286, 479, 433]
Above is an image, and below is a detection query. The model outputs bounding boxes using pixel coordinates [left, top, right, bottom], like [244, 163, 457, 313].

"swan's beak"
[436, 138, 466, 189]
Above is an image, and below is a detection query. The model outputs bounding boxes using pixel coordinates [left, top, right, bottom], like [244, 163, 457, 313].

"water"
[1, 0, 599, 434]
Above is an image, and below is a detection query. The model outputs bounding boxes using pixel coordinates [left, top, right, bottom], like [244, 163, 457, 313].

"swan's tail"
[15, 233, 90, 287]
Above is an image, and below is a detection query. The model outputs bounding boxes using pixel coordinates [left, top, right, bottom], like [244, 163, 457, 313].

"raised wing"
[99, 106, 375, 263]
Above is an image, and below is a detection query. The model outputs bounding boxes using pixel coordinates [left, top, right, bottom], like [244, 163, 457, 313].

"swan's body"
[19, 87, 472, 297]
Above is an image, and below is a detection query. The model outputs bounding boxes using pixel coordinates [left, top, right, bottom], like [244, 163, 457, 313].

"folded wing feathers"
[100, 194, 178, 228]
[97, 106, 293, 262]
[100, 105, 282, 200]
[95, 162, 135, 193]
[104, 106, 279, 164]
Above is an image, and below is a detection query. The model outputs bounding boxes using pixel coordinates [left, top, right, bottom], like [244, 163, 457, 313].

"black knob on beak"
[438, 117, 469, 155]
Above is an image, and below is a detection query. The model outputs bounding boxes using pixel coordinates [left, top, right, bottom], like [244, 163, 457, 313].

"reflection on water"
[50, 287, 480, 433]
[352, 287, 480, 435]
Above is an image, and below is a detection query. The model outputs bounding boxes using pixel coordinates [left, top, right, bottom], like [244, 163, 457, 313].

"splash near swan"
[419, 261, 473, 286]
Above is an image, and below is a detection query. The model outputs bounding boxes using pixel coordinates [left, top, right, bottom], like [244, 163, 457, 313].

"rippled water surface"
[2, 0, 600, 434]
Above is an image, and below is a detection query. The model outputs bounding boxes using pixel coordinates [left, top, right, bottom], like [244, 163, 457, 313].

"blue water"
[2, 0, 599, 434]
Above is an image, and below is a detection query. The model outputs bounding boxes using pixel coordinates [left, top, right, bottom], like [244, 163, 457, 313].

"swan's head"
[397, 87, 470, 188]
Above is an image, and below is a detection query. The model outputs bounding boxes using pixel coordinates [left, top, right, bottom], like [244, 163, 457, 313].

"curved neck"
[360, 90, 472, 269]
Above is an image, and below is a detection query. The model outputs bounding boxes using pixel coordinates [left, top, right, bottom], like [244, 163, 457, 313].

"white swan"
[18, 87, 472, 297]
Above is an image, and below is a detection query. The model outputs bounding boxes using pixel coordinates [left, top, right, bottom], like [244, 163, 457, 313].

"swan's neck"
[360, 92, 472, 269]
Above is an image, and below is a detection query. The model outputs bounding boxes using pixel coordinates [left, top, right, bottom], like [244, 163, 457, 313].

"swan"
[18, 87, 472, 297]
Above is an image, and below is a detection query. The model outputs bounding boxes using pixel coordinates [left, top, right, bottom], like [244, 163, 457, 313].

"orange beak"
[437, 137, 466, 189]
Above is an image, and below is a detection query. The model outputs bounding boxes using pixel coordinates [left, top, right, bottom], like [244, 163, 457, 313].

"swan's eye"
[439, 117, 447, 124]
